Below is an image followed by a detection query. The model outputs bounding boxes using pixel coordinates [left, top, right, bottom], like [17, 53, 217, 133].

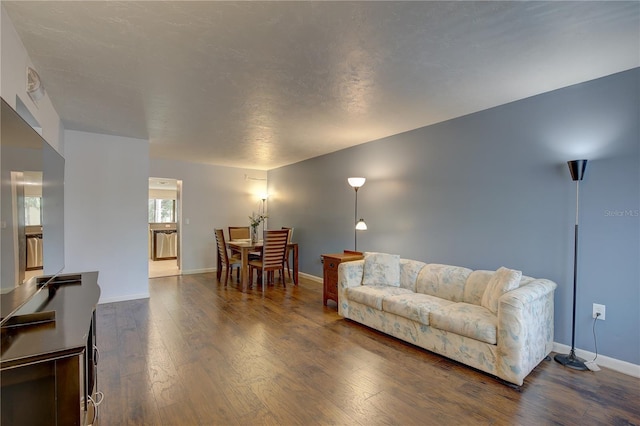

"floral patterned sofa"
[337, 253, 557, 386]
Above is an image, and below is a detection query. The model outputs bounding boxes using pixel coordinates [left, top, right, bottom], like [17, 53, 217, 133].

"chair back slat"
[215, 229, 229, 264]
[282, 227, 294, 243]
[228, 226, 250, 240]
[261, 229, 289, 269]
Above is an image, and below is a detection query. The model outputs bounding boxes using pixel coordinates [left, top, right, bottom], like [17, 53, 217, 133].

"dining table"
[223, 239, 299, 291]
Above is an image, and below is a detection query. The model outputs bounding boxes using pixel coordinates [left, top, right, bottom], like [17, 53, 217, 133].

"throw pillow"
[481, 267, 522, 314]
[362, 252, 401, 287]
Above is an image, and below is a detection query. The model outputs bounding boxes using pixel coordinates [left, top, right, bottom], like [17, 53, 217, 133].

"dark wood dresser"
[321, 250, 363, 308]
[1, 272, 101, 425]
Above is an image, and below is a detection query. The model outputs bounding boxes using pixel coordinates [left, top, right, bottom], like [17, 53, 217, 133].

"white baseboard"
[298, 271, 640, 378]
[99, 293, 149, 304]
[553, 342, 640, 378]
[181, 267, 215, 275]
[300, 272, 322, 283]
[97, 274, 639, 379]
[183, 268, 319, 281]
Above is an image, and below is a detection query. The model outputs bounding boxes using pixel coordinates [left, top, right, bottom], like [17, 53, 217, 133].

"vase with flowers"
[249, 212, 267, 243]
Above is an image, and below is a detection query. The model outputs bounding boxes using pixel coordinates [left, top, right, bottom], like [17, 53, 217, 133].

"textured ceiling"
[4, 1, 639, 170]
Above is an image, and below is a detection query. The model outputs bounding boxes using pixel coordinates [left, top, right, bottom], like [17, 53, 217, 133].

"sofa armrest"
[497, 279, 557, 385]
[337, 259, 364, 317]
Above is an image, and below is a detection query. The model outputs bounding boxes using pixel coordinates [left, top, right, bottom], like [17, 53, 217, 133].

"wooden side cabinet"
[321, 250, 363, 308]
[1, 272, 101, 426]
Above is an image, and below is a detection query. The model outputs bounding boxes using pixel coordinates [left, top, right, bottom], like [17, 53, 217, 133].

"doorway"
[148, 177, 182, 278]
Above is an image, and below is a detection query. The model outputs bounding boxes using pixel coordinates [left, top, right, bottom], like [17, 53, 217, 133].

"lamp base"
[554, 350, 588, 371]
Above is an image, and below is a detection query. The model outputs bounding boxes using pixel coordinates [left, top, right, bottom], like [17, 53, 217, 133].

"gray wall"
[267, 69, 639, 365]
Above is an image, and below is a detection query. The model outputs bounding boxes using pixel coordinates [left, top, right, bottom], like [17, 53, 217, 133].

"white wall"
[1, 6, 63, 154]
[1, 7, 66, 291]
[2, 8, 267, 298]
[64, 130, 149, 303]
[150, 158, 267, 274]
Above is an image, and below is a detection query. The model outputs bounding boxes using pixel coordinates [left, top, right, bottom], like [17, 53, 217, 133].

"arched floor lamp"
[348, 177, 367, 251]
[554, 159, 588, 370]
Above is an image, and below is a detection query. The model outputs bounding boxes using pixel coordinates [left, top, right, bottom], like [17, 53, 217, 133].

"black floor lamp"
[554, 159, 588, 370]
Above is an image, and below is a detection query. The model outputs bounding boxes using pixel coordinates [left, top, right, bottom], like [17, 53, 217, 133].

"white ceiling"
[4, 1, 639, 170]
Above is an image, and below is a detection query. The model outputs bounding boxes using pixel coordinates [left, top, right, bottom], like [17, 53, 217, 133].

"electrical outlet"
[593, 303, 606, 320]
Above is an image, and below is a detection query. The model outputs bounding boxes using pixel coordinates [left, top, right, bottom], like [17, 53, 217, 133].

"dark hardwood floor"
[95, 273, 640, 425]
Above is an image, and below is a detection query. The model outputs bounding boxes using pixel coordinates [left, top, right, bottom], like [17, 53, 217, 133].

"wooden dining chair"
[215, 228, 242, 285]
[228, 226, 250, 257]
[281, 227, 294, 281]
[248, 229, 289, 287]
[228, 226, 250, 240]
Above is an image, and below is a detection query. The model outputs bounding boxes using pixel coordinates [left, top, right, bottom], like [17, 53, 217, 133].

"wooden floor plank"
[96, 273, 640, 425]
[178, 360, 240, 425]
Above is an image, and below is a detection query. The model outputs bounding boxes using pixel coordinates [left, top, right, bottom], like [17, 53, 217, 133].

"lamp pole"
[261, 196, 267, 236]
[354, 186, 359, 251]
[348, 177, 367, 251]
[555, 159, 588, 370]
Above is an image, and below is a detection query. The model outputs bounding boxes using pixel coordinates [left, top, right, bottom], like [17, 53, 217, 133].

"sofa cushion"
[399, 259, 427, 292]
[416, 264, 472, 302]
[430, 303, 498, 345]
[481, 267, 522, 314]
[362, 252, 401, 287]
[463, 270, 493, 305]
[346, 285, 413, 310]
[382, 293, 454, 326]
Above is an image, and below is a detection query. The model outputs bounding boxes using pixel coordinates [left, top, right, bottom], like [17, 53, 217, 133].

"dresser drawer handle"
[329, 262, 335, 268]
